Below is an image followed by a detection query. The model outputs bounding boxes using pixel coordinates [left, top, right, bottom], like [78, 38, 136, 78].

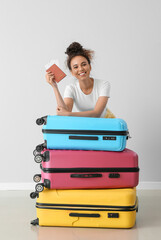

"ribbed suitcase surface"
[34, 148, 139, 190]
[36, 116, 129, 152]
[32, 188, 138, 228]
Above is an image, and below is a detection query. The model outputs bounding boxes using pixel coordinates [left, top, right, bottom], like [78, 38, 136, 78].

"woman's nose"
[78, 65, 83, 71]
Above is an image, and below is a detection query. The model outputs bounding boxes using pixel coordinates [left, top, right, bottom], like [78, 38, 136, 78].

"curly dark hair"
[65, 42, 94, 70]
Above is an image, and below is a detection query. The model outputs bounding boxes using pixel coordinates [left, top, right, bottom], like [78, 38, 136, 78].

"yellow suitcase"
[31, 188, 138, 229]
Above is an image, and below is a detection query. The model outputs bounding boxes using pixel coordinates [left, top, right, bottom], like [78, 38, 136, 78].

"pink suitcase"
[32, 148, 139, 195]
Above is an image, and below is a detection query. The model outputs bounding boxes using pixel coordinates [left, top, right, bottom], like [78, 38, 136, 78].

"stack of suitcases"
[30, 115, 139, 228]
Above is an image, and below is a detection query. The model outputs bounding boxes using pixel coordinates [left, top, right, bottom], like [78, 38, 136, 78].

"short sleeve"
[99, 80, 110, 97]
[64, 84, 75, 99]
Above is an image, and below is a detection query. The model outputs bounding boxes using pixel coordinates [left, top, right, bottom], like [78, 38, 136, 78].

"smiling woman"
[45, 42, 115, 118]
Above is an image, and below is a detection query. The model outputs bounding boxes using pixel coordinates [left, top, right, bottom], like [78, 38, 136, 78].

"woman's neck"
[79, 78, 94, 95]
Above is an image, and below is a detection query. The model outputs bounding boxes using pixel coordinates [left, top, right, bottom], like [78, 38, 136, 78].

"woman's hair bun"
[65, 42, 94, 70]
[65, 42, 83, 55]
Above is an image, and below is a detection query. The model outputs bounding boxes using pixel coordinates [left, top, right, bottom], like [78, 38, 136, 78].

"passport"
[45, 60, 66, 83]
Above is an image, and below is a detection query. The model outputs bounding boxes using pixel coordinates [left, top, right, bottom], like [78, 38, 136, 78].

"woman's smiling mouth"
[79, 72, 86, 76]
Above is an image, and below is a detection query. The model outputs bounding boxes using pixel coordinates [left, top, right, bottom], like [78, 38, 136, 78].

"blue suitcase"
[35, 116, 129, 152]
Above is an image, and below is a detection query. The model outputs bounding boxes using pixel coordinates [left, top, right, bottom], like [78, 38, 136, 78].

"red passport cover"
[46, 64, 66, 83]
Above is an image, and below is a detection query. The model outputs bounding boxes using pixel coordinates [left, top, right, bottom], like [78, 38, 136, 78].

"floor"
[0, 190, 161, 240]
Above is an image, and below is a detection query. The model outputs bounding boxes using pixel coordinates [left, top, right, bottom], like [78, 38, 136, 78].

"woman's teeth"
[79, 72, 85, 76]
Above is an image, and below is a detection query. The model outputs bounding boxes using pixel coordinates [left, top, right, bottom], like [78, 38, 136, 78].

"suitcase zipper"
[42, 129, 129, 136]
[40, 166, 139, 173]
[36, 202, 137, 212]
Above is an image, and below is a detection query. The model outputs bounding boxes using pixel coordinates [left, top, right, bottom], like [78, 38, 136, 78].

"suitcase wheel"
[35, 183, 44, 192]
[31, 218, 39, 225]
[36, 118, 45, 125]
[33, 149, 39, 156]
[33, 174, 41, 183]
[30, 192, 38, 199]
[36, 144, 45, 152]
[34, 154, 43, 163]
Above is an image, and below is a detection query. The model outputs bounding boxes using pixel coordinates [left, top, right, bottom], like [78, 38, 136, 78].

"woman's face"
[70, 56, 91, 81]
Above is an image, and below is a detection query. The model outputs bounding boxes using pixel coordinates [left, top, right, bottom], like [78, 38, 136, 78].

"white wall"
[0, 0, 161, 188]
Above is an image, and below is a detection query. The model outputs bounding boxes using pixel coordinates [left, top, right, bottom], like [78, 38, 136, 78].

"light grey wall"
[0, 0, 161, 184]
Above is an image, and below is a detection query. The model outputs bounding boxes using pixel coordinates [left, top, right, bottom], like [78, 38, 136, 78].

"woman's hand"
[45, 71, 57, 88]
[56, 106, 71, 116]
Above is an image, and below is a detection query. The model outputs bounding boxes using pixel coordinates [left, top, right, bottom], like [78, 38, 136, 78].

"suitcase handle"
[69, 136, 98, 140]
[69, 213, 100, 218]
[70, 173, 102, 178]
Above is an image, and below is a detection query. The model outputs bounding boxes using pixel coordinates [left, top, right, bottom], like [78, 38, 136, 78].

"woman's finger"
[48, 76, 55, 82]
[47, 73, 55, 78]
[47, 71, 54, 75]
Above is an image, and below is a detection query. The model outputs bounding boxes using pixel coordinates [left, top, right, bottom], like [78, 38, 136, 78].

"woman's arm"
[46, 71, 69, 110]
[57, 96, 108, 117]
[64, 98, 74, 112]
[53, 87, 69, 109]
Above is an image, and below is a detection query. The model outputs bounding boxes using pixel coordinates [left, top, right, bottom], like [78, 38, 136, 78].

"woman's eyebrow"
[73, 61, 87, 67]
[73, 61, 86, 66]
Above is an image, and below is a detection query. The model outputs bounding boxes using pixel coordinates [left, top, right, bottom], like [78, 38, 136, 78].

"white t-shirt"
[64, 78, 110, 118]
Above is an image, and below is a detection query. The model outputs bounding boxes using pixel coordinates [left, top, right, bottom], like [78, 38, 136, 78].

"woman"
[46, 42, 115, 118]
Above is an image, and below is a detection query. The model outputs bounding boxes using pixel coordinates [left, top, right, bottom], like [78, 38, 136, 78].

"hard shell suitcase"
[31, 188, 138, 228]
[33, 149, 139, 192]
[35, 116, 129, 152]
